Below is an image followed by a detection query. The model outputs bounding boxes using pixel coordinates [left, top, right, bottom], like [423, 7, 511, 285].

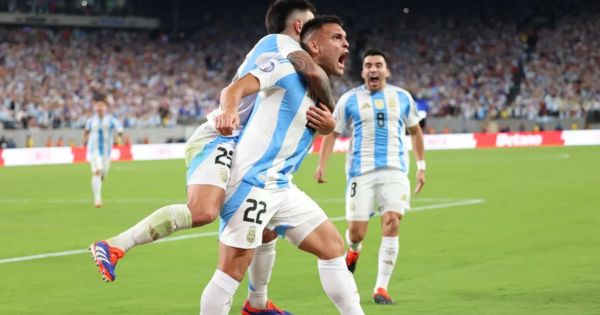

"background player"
[315, 49, 426, 305]
[82, 93, 123, 208]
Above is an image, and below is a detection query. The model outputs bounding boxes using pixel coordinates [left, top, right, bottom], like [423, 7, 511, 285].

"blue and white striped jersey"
[228, 57, 316, 190]
[207, 34, 302, 129]
[85, 114, 123, 158]
[333, 84, 421, 178]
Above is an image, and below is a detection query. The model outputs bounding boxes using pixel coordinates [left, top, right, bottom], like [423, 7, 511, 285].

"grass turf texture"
[1, 146, 599, 314]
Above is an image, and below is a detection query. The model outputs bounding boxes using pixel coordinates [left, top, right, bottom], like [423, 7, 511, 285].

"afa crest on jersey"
[246, 225, 257, 244]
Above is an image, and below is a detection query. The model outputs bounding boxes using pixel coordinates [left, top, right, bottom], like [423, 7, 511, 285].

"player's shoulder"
[338, 85, 365, 103]
[254, 33, 295, 48]
[386, 84, 413, 99]
[255, 33, 278, 45]
[256, 55, 293, 73]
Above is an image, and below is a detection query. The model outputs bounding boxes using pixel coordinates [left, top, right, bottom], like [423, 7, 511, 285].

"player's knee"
[383, 212, 402, 234]
[262, 229, 278, 244]
[348, 227, 366, 244]
[188, 202, 219, 226]
[220, 266, 246, 282]
[320, 229, 345, 259]
[326, 234, 346, 259]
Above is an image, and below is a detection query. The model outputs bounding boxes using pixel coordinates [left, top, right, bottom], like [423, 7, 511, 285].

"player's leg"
[200, 243, 254, 315]
[187, 184, 225, 227]
[97, 136, 231, 250]
[90, 124, 233, 282]
[345, 221, 368, 273]
[101, 134, 232, 252]
[344, 172, 376, 273]
[185, 124, 235, 227]
[296, 220, 364, 315]
[278, 188, 364, 315]
[90, 155, 103, 207]
[371, 169, 410, 304]
[245, 229, 278, 310]
[219, 184, 292, 315]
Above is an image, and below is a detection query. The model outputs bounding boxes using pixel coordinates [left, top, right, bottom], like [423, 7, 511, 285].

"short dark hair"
[265, 0, 317, 34]
[300, 14, 344, 43]
[92, 92, 108, 104]
[362, 49, 387, 63]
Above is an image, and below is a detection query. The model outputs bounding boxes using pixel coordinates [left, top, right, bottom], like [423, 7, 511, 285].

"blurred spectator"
[25, 134, 33, 147]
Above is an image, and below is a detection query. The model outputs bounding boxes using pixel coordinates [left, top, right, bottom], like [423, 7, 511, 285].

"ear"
[293, 19, 303, 35]
[307, 40, 320, 55]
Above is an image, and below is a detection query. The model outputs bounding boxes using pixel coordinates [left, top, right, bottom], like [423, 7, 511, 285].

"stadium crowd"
[1, 3, 599, 130]
[517, 15, 600, 120]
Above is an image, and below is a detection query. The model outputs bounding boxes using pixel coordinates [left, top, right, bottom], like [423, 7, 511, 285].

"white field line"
[0, 198, 484, 265]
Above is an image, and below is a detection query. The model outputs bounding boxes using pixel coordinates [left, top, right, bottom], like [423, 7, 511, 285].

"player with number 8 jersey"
[316, 49, 427, 305]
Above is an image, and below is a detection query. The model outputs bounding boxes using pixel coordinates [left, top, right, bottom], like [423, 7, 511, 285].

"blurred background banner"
[2, 129, 599, 167]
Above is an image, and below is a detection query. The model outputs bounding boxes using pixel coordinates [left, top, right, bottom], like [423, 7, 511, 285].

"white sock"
[107, 204, 192, 252]
[200, 269, 240, 315]
[345, 229, 362, 252]
[318, 256, 365, 315]
[92, 175, 102, 204]
[374, 236, 399, 292]
[247, 239, 277, 309]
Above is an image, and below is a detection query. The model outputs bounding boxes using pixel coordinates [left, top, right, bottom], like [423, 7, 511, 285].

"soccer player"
[89, 1, 335, 314]
[200, 16, 364, 315]
[82, 93, 123, 208]
[314, 49, 427, 305]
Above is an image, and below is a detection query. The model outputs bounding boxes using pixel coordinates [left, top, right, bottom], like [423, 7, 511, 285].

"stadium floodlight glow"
[82, 1, 88, 7]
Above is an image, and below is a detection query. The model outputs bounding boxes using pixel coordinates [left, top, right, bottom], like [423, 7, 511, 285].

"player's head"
[265, 0, 316, 38]
[300, 15, 349, 77]
[93, 93, 108, 116]
[361, 49, 390, 92]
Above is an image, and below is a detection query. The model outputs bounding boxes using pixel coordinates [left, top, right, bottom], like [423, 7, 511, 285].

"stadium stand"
[0, 0, 599, 132]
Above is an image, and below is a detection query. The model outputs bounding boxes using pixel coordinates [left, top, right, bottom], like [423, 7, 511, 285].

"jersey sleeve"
[248, 57, 294, 91]
[276, 34, 303, 58]
[333, 92, 352, 134]
[84, 118, 92, 131]
[401, 90, 421, 128]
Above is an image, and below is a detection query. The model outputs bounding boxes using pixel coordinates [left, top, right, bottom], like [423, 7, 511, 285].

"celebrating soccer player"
[315, 49, 427, 305]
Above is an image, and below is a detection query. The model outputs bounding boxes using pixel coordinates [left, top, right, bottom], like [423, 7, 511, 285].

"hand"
[215, 110, 239, 136]
[307, 102, 335, 134]
[314, 166, 327, 183]
[414, 170, 426, 194]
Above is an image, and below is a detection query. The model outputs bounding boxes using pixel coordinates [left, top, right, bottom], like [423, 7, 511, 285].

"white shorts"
[185, 123, 236, 190]
[90, 154, 111, 177]
[219, 182, 328, 249]
[346, 168, 411, 221]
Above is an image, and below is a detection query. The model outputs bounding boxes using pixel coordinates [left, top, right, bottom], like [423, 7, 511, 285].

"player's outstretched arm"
[315, 132, 339, 183]
[217, 74, 260, 135]
[288, 50, 336, 111]
[408, 124, 426, 194]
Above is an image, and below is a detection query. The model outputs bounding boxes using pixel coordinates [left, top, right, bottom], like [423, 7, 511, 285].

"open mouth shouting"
[338, 51, 349, 70]
[368, 74, 381, 86]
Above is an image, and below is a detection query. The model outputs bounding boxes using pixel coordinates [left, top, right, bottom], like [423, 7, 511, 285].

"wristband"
[416, 160, 426, 171]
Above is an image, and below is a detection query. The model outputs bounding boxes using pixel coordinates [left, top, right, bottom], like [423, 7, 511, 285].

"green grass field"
[1, 146, 599, 315]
